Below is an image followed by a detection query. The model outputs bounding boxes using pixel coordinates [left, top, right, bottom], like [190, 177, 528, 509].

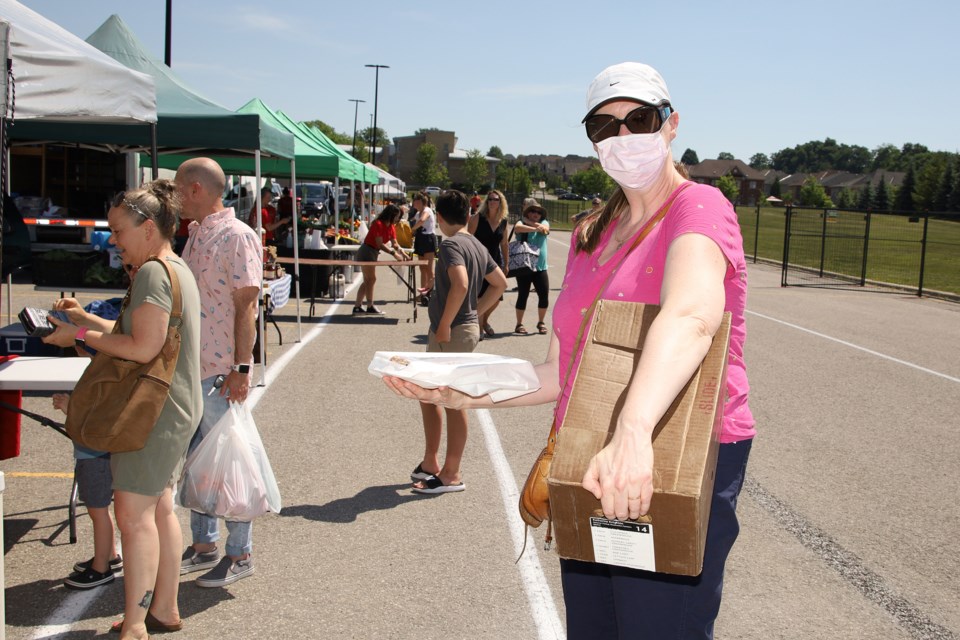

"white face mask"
[595, 130, 669, 191]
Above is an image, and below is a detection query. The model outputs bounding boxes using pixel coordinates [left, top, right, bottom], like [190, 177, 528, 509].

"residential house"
[777, 170, 905, 203]
[686, 159, 767, 205]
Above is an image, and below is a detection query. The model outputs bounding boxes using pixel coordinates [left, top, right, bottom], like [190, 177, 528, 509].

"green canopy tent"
[84, 15, 293, 160]
[83, 14, 296, 375]
[153, 98, 381, 339]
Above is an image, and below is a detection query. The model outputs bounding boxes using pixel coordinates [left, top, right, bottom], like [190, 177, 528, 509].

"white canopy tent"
[0, 0, 156, 124]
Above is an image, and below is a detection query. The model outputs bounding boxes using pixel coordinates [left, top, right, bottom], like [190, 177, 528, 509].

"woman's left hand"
[40, 316, 79, 348]
[582, 426, 655, 521]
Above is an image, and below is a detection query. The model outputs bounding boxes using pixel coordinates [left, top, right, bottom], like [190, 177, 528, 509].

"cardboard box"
[547, 300, 731, 576]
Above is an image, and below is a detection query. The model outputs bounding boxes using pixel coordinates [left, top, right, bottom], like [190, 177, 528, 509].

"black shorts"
[413, 232, 437, 257]
[75, 456, 113, 508]
[356, 243, 379, 262]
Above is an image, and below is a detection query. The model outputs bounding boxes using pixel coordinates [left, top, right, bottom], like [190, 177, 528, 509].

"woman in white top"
[410, 192, 438, 292]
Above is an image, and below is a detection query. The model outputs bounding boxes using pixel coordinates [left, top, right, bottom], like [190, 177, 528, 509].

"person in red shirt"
[248, 187, 291, 245]
[353, 204, 410, 314]
[469, 191, 482, 215]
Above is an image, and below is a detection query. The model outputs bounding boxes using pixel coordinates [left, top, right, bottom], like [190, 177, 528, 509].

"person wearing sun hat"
[511, 197, 551, 335]
[380, 62, 755, 638]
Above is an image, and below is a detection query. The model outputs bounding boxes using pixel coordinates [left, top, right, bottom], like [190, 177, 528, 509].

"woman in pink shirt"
[384, 62, 754, 639]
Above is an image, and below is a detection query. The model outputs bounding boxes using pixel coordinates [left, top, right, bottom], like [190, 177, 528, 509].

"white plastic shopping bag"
[178, 403, 281, 521]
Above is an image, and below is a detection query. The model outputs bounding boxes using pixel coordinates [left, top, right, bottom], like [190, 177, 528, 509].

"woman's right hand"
[382, 375, 470, 410]
[51, 298, 88, 325]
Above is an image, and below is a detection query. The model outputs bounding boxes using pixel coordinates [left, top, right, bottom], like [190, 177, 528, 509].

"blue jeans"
[560, 439, 753, 640]
[187, 375, 253, 558]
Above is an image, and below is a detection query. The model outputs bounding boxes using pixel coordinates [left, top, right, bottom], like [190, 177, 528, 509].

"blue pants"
[560, 439, 752, 640]
[187, 375, 253, 558]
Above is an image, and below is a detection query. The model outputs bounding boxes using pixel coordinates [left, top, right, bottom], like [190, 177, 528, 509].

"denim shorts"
[75, 456, 113, 509]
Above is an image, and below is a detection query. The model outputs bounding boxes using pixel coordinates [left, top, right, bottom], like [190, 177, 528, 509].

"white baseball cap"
[583, 62, 672, 122]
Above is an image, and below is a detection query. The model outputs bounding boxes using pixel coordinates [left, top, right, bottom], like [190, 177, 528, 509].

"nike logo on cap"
[610, 81, 620, 86]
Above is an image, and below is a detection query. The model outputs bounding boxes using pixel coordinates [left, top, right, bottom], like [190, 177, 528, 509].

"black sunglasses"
[584, 103, 672, 143]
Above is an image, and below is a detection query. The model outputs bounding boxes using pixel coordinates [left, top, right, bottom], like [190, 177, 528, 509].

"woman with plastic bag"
[43, 181, 202, 639]
[511, 198, 551, 335]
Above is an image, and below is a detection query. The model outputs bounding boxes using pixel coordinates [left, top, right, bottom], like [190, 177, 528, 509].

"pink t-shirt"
[182, 208, 263, 378]
[553, 182, 755, 443]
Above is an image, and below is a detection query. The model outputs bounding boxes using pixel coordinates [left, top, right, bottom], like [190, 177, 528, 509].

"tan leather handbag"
[65, 257, 183, 453]
[517, 183, 691, 547]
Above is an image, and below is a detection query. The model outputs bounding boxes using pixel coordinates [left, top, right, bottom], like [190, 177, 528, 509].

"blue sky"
[19, 0, 960, 163]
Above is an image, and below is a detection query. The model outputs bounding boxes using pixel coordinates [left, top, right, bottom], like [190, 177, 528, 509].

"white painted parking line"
[476, 409, 565, 640]
[747, 310, 960, 383]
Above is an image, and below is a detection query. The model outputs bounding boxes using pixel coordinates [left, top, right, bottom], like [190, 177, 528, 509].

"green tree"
[302, 120, 351, 145]
[680, 148, 699, 165]
[799, 176, 833, 207]
[834, 189, 856, 209]
[933, 161, 953, 212]
[949, 160, 960, 212]
[715, 175, 739, 203]
[857, 182, 873, 209]
[873, 174, 889, 211]
[770, 177, 782, 199]
[495, 160, 532, 196]
[487, 145, 504, 159]
[718, 152, 735, 160]
[749, 153, 771, 169]
[893, 164, 916, 212]
[871, 144, 900, 171]
[915, 157, 946, 209]
[463, 149, 490, 192]
[570, 164, 615, 198]
[412, 143, 449, 187]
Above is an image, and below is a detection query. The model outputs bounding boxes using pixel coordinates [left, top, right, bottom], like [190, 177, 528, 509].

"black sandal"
[537, 322, 548, 335]
[515, 324, 528, 335]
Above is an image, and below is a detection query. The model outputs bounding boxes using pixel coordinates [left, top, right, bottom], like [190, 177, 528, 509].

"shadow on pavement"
[279, 483, 437, 524]
[4, 517, 39, 553]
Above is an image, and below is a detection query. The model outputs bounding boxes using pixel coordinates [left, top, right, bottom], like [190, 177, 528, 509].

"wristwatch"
[231, 363, 252, 374]
[75, 327, 88, 349]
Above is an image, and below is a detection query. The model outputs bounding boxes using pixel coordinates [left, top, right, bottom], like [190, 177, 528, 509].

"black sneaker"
[365, 305, 384, 315]
[352, 306, 363, 314]
[73, 555, 123, 574]
[180, 547, 221, 575]
[64, 566, 115, 590]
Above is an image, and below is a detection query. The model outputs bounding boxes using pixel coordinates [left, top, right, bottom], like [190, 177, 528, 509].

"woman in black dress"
[467, 190, 510, 338]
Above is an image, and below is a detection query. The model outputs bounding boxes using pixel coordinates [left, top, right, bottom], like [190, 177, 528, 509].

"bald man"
[174, 158, 262, 587]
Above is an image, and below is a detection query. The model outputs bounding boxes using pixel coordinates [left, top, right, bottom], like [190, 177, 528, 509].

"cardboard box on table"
[547, 300, 731, 577]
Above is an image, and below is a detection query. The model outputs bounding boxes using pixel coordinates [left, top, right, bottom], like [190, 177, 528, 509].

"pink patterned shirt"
[553, 182, 755, 443]
[182, 208, 263, 378]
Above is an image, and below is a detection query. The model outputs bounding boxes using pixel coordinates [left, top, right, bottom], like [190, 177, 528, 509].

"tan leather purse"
[65, 257, 183, 453]
[517, 183, 691, 548]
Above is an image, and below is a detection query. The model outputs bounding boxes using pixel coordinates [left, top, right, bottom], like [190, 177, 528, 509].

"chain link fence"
[736, 205, 960, 299]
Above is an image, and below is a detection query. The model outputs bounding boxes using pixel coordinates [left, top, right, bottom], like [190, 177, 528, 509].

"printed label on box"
[590, 517, 655, 572]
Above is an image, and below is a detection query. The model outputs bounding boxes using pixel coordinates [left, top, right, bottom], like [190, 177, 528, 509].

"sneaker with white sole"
[180, 547, 220, 575]
[64, 566, 115, 590]
[73, 555, 123, 574]
[195, 556, 255, 588]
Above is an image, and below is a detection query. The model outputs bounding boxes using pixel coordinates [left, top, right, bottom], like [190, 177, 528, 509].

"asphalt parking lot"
[2, 230, 959, 639]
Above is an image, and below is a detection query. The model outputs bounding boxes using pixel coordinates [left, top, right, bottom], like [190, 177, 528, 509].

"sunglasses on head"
[584, 103, 672, 143]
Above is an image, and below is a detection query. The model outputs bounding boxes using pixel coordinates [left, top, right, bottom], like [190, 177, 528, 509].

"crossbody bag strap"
[548, 181, 693, 438]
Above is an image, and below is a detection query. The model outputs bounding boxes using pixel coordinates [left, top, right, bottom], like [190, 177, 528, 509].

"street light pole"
[348, 98, 365, 158]
[365, 64, 389, 167]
